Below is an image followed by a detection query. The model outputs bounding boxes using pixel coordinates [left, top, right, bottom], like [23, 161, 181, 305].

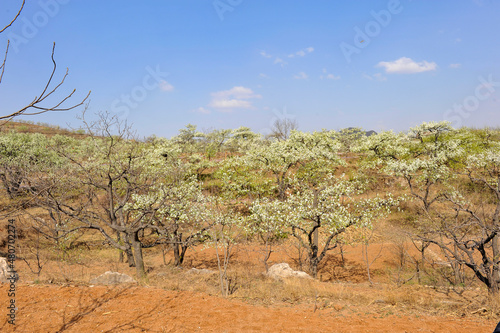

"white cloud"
[209, 86, 262, 112]
[376, 57, 437, 74]
[326, 74, 340, 80]
[320, 69, 340, 80]
[159, 80, 174, 91]
[210, 99, 252, 110]
[449, 63, 462, 69]
[274, 57, 286, 66]
[212, 86, 261, 100]
[293, 72, 308, 80]
[259, 73, 269, 79]
[288, 46, 315, 58]
[194, 107, 211, 114]
[363, 73, 387, 82]
[260, 51, 272, 58]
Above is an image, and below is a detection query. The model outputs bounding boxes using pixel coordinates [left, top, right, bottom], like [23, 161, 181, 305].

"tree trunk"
[489, 234, 500, 296]
[131, 231, 146, 278]
[488, 281, 500, 296]
[309, 257, 319, 278]
[124, 233, 136, 267]
[309, 191, 321, 278]
[117, 231, 124, 263]
[173, 243, 181, 266]
[173, 243, 188, 267]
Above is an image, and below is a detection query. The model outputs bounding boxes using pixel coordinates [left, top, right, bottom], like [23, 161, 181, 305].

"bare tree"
[27, 112, 157, 278]
[269, 118, 298, 141]
[0, 0, 90, 123]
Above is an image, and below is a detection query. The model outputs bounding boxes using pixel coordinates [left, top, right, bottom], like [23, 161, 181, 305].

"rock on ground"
[89, 271, 137, 285]
[187, 268, 216, 275]
[266, 263, 311, 280]
[0, 257, 10, 283]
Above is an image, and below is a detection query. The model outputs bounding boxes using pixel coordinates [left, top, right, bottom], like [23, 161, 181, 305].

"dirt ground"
[1, 239, 499, 332]
[0, 284, 496, 333]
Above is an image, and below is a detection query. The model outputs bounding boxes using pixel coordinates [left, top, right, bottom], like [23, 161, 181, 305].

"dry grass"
[13, 238, 500, 320]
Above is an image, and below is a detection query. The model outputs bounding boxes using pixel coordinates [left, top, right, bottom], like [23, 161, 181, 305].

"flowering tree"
[129, 177, 215, 267]
[246, 130, 342, 200]
[250, 176, 397, 277]
[242, 130, 398, 277]
[362, 121, 500, 295]
[425, 145, 500, 294]
[27, 113, 158, 277]
[0, 132, 62, 199]
[247, 198, 288, 271]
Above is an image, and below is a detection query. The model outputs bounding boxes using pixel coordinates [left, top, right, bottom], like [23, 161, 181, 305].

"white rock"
[0, 257, 10, 283]
[0, 257, 17, 283]
[187, 268, 215, 275]
[266, 263, 311, 280]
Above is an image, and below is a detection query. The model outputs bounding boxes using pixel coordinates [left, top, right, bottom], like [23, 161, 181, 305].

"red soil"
[0, 284, 496, 332]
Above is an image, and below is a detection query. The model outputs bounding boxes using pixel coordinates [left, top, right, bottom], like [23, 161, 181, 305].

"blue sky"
[0, 0, 499, 138]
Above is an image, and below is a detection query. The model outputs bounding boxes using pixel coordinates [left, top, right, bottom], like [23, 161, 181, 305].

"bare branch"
[0, 41, 9, 85]
[0, 42, 91, 123]
[0, 0, 25, 34]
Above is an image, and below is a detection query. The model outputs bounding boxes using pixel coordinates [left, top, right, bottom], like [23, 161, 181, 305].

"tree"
[211, 207, 242, 296]
[132, 177, 215, 267]
[247, 130, 341, 200]
[362, 121, 500, 295]
[424, 145, 500, 295]
[126, 137, 220, 267]
[28, 112, 157, 278]
[172, 124, 203, 153]
[251, 175, 397, 277]
[198, 128, 232, 159]
[269, 118, 298, 141]
[247, 198, 288, 272]
[0, 0, 89, 122]
[0, 132, 61, 199]
[242, 129, 398, 277]
[226, 126, 262, 153]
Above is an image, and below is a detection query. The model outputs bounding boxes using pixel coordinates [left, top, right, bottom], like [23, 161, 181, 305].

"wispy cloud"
[159, 80, 174, 91]
[363, 73, 387, 82]
[260, 51, 272, 58]
[209, 86, 262, 112]
[320, 68, 340, 80]
[260, 47, 314, 66]
[288, 47, 314, 58]
[326, 74, 340, 80]
[376, 57, 437, 74]
[259, 73, 269, 79]
[194, 107, 211, 114]
[293, 72, 308, 80]
[449, 63, 462, 69]
[274, 57, 286, 66]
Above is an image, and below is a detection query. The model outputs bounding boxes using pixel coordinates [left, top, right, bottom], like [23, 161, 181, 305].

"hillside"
[0, 119, 499, 332]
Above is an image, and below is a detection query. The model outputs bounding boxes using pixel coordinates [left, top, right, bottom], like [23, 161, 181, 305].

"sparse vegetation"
[1, 120, 500, 328]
